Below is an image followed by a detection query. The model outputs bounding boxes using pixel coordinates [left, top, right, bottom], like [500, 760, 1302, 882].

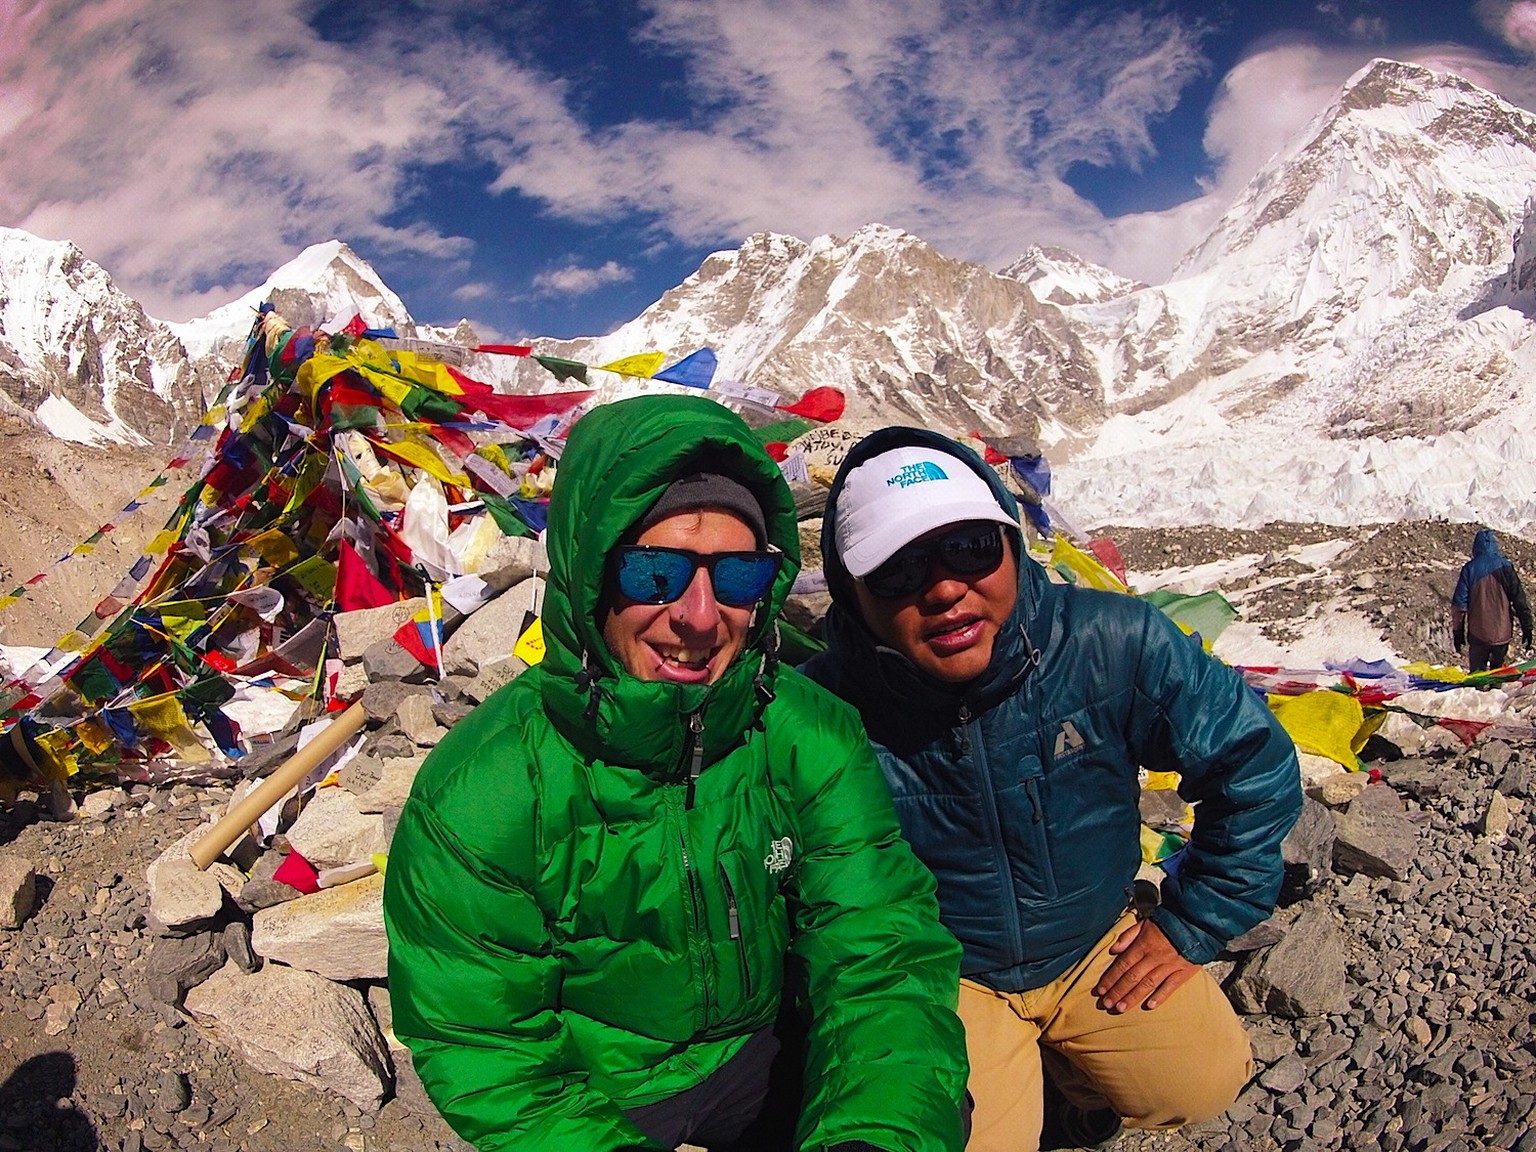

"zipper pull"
[684, 711, 705, 809]
[955, 703, 971, 756]
[726, 887, 741, 940]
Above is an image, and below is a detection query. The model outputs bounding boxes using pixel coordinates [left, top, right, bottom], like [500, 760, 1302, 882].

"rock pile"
[1121, 731, 1536, 1152]
[121, 542, 550, 1120]
[2, 520, 1536, 1150]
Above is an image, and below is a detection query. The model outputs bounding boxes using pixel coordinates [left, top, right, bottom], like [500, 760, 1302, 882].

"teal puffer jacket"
[383, 397, 967, 1151]
[803, 427, 1302, 991]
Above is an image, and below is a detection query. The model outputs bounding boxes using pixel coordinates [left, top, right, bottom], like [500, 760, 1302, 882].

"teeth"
[659, 647, 709, 667]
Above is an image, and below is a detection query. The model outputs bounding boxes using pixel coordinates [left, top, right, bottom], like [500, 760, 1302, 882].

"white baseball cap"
[834, 446, 1018, 578]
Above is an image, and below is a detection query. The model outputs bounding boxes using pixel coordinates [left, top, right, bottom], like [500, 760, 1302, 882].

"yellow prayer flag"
[1049, 535, 1127, 593]
[513, 616, 546, 665]
[285, 556, 338, 601]
[33, 728, 79, 781]
[391, 350, 465, 396]
[596, 352, 667, 379]
[1268, 690, 1363, 769]
[127, 693, 210, 764]
[241, 529, 301, 569]
[367, 433, 470, 488]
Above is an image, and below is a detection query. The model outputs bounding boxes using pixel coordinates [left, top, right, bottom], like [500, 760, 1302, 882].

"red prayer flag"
[778, 386, 845, 423]
[335, 540, 398, 611]
[472, 344, 534, 356]
[273, 850, 321, 894]
[446, 368, 593, 427]
[1086, 538, 1129, 588]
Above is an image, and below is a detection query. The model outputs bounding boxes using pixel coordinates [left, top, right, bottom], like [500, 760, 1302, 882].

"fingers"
[1093, 921, 1199, 1013]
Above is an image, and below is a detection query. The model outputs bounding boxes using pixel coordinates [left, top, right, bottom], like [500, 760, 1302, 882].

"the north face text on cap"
[887, 461, 948, 488]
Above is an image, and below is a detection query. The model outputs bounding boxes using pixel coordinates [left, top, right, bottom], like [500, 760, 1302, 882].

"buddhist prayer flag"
[596, 351, 667, 379]
[653, 348, 718, 389]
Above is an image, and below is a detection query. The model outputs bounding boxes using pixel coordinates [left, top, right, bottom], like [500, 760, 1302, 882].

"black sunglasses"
[611, 546, 780, 608]
[861, 523, 1006, 600]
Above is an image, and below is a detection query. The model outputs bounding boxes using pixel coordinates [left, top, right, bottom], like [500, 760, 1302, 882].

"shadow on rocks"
[0, 1051, 99, 1151]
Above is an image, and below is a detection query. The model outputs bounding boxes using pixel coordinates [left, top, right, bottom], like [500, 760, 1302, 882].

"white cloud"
[452, 281, 495, 301]
[6, 0, 1536, 326]
[530, 260, 633, 297]
[0, 0, 548, 318]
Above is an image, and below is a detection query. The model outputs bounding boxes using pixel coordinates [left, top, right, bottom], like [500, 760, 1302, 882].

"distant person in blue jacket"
[801, 428, 1302, 1152]
[1451, 528, 1532, 673]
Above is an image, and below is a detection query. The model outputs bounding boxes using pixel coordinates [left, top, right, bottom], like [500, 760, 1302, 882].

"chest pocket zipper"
[719, 864, 752, 999]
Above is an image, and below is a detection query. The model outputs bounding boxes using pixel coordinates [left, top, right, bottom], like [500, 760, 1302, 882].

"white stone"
[477, 533, 545, 586]
[183, 960, 391, 1111]
[284, 787, 386, 872]
[332, 661, 371, 701]
[1482, 791, 1513, 841]
[354, 756, 423, 814]
[1314, 771, 1370, 808]
[333, 598, 427, 662]
[79, 787, 128, 820]
[148, 858, 226, 931]
[441, 577, 544, 677]
[0, 855, 36, 930]
[1296, 752, 1343, 788]
[464, 657, 527, 704]
[318, 860, 378, 888]
[251, 873, 387, 980]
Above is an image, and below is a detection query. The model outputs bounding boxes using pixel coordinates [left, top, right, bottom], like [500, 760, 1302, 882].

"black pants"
[1469, 639, 1510, 673]
[625, 1021, 803, 1151]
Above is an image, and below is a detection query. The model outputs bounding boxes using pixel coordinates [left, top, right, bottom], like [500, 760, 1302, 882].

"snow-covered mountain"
[0, 227, 203, 445]
[0, 234, 428, 445]
[4, 57, 1536, 531]
[167, 240, 418, 364]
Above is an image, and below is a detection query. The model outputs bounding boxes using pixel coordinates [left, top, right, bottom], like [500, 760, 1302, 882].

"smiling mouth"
[654, 645, 714, 671]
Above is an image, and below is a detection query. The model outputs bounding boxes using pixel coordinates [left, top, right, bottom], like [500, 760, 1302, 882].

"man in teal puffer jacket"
[384, 397, 968, 1151]
[803, 428, 1301, 1152]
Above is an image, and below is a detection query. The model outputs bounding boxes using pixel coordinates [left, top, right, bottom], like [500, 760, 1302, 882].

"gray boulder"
[1333, 783, 1419, 880]
[1227, 906, 1348, 1018]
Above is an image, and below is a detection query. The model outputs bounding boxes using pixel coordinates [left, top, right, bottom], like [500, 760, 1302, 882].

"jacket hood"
[818, 426, 1043, 709]
[539, 395, 801, 770]
[1472, 529, 1502, 561]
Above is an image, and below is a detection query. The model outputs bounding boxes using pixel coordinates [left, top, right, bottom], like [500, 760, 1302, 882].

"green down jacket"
[383, 396, 967, 1152]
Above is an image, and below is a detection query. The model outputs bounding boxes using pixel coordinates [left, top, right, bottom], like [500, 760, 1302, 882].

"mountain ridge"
[2, 58, 1536, 534]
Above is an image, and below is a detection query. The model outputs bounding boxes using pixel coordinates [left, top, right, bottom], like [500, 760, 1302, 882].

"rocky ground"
[3, 517, 1535, 1151]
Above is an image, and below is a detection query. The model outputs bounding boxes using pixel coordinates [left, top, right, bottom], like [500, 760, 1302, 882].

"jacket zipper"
[965, 700, 1025, 961]
[678, 709, 711, 1025]
[683, 710, 704, 809]
[720, 864, 752, 999]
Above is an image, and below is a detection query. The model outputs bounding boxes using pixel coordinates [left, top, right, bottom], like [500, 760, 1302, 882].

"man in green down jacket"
[383, 396, 968, 1152]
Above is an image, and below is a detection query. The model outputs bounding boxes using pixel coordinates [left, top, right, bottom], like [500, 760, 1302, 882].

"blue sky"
[3, 1, 1534, 340]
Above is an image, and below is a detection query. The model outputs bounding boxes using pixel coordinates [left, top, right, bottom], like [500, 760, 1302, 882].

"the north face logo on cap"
[887, 461, 948, 488]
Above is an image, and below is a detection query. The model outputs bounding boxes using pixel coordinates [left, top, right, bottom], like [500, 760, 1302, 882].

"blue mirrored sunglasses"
[612, 546, 780, 608]
[862, 523, 1005, 600]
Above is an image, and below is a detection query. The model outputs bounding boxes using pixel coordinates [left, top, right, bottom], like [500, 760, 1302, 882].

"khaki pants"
[959, 912, 1252, 1152]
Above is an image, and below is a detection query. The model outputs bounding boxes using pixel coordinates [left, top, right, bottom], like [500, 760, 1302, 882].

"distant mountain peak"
[999, 245, 1143, 306]
[167, 240, 413, 361]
